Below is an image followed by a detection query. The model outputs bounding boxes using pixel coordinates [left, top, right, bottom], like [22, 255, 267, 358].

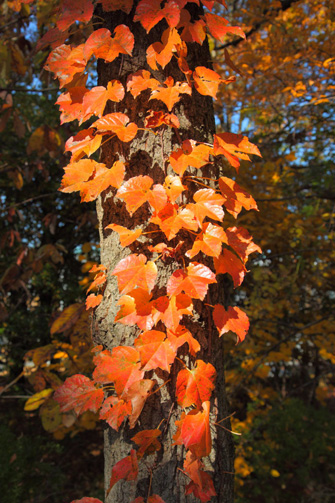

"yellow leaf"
[24, 388, 53, 411]
[271, 469, 280, 478]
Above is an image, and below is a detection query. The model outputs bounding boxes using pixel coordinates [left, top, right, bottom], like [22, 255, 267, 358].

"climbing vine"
[32, 0, 262, 501]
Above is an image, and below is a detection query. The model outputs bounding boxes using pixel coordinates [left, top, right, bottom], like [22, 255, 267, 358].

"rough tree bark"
[93, 3, 235, 502]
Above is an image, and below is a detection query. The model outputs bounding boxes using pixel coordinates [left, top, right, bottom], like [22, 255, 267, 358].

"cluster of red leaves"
[42, 0, 262, 501]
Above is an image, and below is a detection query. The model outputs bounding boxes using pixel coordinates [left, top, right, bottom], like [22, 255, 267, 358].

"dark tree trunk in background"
[93, 3, 235, 502]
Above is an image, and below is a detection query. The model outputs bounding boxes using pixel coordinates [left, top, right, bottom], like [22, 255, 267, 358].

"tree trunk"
[93, 3, 235, 502]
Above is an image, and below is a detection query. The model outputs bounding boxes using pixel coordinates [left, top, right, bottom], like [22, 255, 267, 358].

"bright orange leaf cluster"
[42, 0, 262, 501]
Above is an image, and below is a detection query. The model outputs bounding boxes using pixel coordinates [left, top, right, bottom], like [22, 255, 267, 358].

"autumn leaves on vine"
[38, 0, 262, 501]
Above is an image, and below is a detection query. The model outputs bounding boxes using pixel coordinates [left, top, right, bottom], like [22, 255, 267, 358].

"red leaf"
[99, 396, 132, 430]
[174, 401, 212, 458]
[108, 450, 138, 492]
[84, 26, 134, 62]
[93, 347, 144, 395]
[176, 360, 216, 408]
[193, 66, 222, 99]
[54, 374, 104, 415]
[167, 262, 216, 300]
[169, 140, 212, 176]
[218, 176, 258, 218]
[184, 451, 216, 503]
[112, 254, 157, 294]
[214, 248, 247, 288]
[92, 113, 138, 142]
[99, 0, 133, 14]
[226, 226, 262, 263]
[213, 132, 261, 171]
[57, 0, 94, 32]
[204, 13, 245, 42]
[213, 304, 249, 343]
[131, 428, 161, 458]
[134, 330, 176, 372]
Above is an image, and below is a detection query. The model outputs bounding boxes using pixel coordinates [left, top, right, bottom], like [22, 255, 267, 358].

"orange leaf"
[99, 396, 132, 431]
[134, 0, 181, 32]
[204, 13, 245, 42]
[116, 175, 153, 215]
[166, 325, 200, 356]
[65, 129, 102, 161]
[226, 226, 262, 263]
[80, 161, 126, 202]
[188, 188, 224, 224]
[127, 70, 159, 98]
[146, 27, 181, 70]
[218, 176, 258, 218]
[144, 111, 180, 129]
[93, 347, 144, 395]
[131, 429, 161, 458]
[176, 360, 216, 408]
[167, 262, 216, 300]
[147, 184, 168, 212]
[115, 288, 155, 330]
[149, 76, 192, 111]
[45, 44, 86, 88]
[84, 26, 134, 62]
[92, 113, 138, 142]
[86, 293, 103, 310]
[108, 450, 138, 492]
[164, 175, 186, 202]
[193, 66, 222, 99]
[151, 203, 199, 240]
[82, 81, 125, 118]
[124, 379, 155, 428]
[186, 222, 227, 259]
[213, 132, 261, 171]
[60, 159, 105, 194]
[112, 254, 157, 294]
[105, 224, 142, 247]
[152, 293, 193, 331]
[214, 248, 247, 287]
[213, 304, 249, 343]
[179, 10, 206, 45]
[54, 374, 104, 415]
[169, 139, 212, 176]
[134, 330, 176, 372]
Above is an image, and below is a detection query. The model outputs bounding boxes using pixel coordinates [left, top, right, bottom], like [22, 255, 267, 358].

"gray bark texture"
[93, 3, 235, 502]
